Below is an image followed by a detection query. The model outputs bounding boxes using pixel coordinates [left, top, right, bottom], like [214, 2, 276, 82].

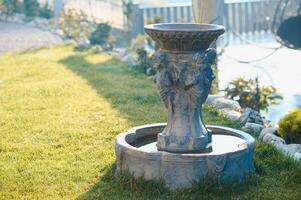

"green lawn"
[0, 45, 300, 200]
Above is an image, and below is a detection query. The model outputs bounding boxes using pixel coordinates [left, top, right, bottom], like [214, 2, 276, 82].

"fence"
[47, 0, 279, 44]
[133, 0, 278, 44]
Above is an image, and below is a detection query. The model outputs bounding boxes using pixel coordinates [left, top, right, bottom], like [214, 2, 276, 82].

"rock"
[239, 107, 264, 126]
[224, 110, 241, 121]
[121, 54, 137, 65]
[277, 144, 301, 161]
[261, 133, 286, 147]
[242, 122, 264, 135]
[25, 21, 36, 27]
[146, 67, 156, 76]
[205, 95, 223, 105]
[211, 98, 241, 111]
[258, 129, 301, 162]
[266, 122, 278, 129]
[76, 39, 90, 47]
[259, 128, 278, 140]
[55, 29, 64, 37]
[281, 144, 301, 155]
[293, 152, 301, 160]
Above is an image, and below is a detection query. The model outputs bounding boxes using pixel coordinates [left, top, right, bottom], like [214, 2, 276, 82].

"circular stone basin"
[144, 23, 225, 51]
[115, 123, 255, 190]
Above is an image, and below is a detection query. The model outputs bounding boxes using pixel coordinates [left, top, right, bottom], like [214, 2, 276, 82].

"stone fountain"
[115, 23, 255, 189]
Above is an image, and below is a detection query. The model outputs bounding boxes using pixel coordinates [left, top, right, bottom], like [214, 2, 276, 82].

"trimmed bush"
[278, 108, 301, 144]
[89, 23, 112, 46]
[23, 0, 40, 18]
[39, 2, 53, 19]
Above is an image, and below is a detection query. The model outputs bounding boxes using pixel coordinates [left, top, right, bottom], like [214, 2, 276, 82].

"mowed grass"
[0, 45, 300, 200]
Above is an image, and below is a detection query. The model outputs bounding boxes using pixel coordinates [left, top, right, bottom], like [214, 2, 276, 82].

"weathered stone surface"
[144, 24, 225, 52]
[224, 110, 242, 121]
[266, 122, 278, 129]
[259, 128, 301, 161]
[239, 107, 264, 126]
[259, 128, 278, 140]
[146, 67, 156, 76]
[152, 48, 217, 152]
[294, 152, 301, 160]
[144, 24, 225, 153]
[115, 23, 255, 190]
[281, 144, 301, 155]
[242, 122, 264, 134]
[115, 124, 255, 190]
[261, 133, 286, 147]
[205, 94, 223, 105]
[212, 98, 241, 111]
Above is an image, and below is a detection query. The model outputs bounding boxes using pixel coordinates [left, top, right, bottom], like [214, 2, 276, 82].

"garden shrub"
[59, 8, 95, 40]
[89, 22, 113, 49]
[0, 0, 22, 16]
[23, 0, 40, 18]
[278, 108, 301, 144]
[135, 48, 155, 75]
[39, 2, 53, 19]
[224, 77, 282, 111]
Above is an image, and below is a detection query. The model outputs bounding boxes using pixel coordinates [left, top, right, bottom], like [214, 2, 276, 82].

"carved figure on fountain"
[153, 48, 217, 152]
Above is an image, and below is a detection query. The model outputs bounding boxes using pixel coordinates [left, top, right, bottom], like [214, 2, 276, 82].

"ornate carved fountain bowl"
[115, 23, 255, 189]
[144, 23, 225, 52]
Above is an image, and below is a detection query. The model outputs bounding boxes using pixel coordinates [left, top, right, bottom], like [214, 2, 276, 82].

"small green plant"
[135, 48, 154, 75]
[23, 0, 40, 18]
[39, 2, 53, 19]
[89, 23, 112, 47]
[59, 8, 95, 40]
[0, 0, 21, 16]
[278, 108, 301, 144]
[224, 77, 282, 111]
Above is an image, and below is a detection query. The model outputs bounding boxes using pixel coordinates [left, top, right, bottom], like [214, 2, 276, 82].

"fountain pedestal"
[145, 24, 224, 152]
[115, 23, 255, 190]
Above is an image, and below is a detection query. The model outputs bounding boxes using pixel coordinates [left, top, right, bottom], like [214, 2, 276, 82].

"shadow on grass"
[58, 50, 240, 129]
[59, 52, 165, 127]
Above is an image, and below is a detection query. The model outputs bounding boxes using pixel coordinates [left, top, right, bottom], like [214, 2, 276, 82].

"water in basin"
[138, 135, 247, 154]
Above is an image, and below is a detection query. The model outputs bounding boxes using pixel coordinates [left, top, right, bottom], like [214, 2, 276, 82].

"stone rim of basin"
[144, 23, 225, 33]
[117, 123, 255, 157]
[115, 123, 255, 189]
[144, 23, 225, 52]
